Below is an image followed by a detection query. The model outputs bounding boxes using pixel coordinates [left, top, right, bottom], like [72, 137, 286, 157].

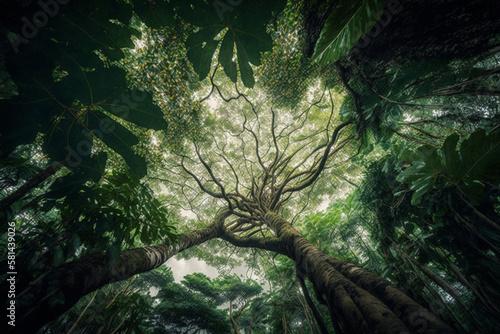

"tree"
[182, 272, 263, 333]
[5, 82, 455, 332]
[1, 0, 499, 333]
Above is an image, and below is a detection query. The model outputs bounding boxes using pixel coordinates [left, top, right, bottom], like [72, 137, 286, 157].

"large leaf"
[397, 161, 437, 205]
[88, 110, 147, 177]
[313, 0, 388, 64]
[133, 0, 175, 29]
[397, 130, 500, 207]
[48, 0, 139, 61]
[186, 27, 225, 81]
[458, 130, 500, 182]
[440, 133, 461, 182]
[47, 152, 108, 200]
[219, 32, 238, 83]
[177, 0, 285, 87]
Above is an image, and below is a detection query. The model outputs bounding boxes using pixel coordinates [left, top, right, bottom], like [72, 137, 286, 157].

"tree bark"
[264, 212, 456, 334]
[2, 211, 230, 334]
[5, 209, 456, 334]
[340, 0, 500, 67]
[391, 242, 462, 303]
[297, 276, 329, 334]
[229, 301, 241, 334]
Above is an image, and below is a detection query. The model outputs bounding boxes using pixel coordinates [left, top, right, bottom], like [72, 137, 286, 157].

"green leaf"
[397, 161, 437, 205]
[237, 41, 255, 88]
[459, 130, 500, 182]
[219, 32, 237, 83]
[104, 89, 168, 131]
[48, 152, 108, 200]
[410, 173, 437, 205]
[313, 0, 388, 64]
[186, 28, 223, 81]
[49, 0, 138, 61]
[87, 110, 147, 177]
[171, 0, 220, 26]
[179, 0, 284, 87]
[133, 0, 175, 29]
[440, 133, 461, 181]
[0, 101, 49, 159]
[415, 145, 442, 171]
[460, 179, 485, 205]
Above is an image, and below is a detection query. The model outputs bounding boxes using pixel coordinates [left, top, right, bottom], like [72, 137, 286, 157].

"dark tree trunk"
[0, 160, 66, 212]
[339, 0, 500, 68]
[265, 212, 456, 334]
[1, 212, 229, 334]
[4, 209, 456, 334]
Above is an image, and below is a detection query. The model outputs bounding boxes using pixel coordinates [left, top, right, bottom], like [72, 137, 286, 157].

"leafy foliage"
[0, 0, 168, 198]
[256, 1, 342, 108]
[177, 0, 286, 88]
[120, 24, 203, 152]
[1, 1, 500, 333]
[398, 130, 500, 205]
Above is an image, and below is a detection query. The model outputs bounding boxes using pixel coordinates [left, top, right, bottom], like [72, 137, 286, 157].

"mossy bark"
[265, 212, 456, 334]
[5, 212, 230, 334]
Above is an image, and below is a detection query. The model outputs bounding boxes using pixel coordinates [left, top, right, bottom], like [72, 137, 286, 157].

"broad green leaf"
[410, 174, 437, 205]
[397, 161, 437, 205]
[460, 179, 485, 205]
[103, 89, 168, 131]
[48, 152, 108, 200]
[459, 130, 500, 182]
[237, 40, 255, 88]
[219, 32, 237, 83]
[415, 145, 442, 172]
[171, 0, 220, 26]
[186, 27, 224, 81]
[313, 0, 388, 64]
[49, 0, 139, 61]
[0, 101, 49, 159]
[440, 133, 461, 181]
[133, 0, 175, 29]
[179, 0, 285, 87]
[87, 110, 147, 177]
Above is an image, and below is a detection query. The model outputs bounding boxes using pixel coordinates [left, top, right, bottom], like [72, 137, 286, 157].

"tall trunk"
[2, 211, 230, 334]
[66, 290, 98, 334]
[265, 212, 456, 334]
[297, 276, 329, 334]
[229, 301, 241, 334]
[247, 309, 253, 334]
[0, 160, 66, 211]
[391, 242, 462, 303]
[340, 0, 500, 67]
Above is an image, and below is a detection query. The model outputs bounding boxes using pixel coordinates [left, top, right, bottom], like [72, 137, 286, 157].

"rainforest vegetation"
[1, 0, 499, 333]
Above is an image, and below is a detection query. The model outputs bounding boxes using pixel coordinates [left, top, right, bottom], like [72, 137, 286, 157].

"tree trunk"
[297, 276, 329, 334]
[391, 242, 462, 303]
[340, 0, 500, 67]
[0, 159, 66, 211]
[265, 212, 456, 334]
[229, 301, 241, 334]
[2, 211, 230, 334]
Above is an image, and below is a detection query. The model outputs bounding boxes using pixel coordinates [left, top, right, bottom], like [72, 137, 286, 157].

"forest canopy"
[1, 0, 500, 333]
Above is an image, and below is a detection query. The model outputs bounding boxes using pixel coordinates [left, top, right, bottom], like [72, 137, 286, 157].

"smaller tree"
[183, 272, 263, 334]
